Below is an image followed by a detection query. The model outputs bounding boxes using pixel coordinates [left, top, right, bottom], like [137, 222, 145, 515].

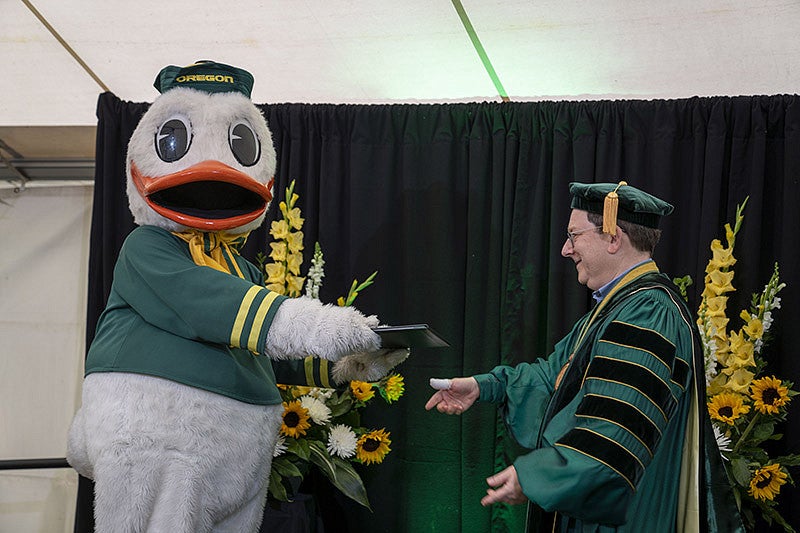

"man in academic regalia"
[426, 182, 743, 532]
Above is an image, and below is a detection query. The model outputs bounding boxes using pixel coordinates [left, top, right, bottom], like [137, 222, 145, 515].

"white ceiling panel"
[2, 0, 799, 130]
[2, 1, 103, 126]
[468, 0, 800, 100]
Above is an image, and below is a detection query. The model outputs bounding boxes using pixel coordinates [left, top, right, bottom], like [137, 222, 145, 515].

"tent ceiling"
[2, 0, 799, 181]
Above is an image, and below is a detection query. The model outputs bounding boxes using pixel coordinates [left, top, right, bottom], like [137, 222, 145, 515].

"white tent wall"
[0, 184, 91, 531]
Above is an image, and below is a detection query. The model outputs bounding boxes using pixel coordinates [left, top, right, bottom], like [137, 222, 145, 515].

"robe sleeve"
[473, 333, 575, 449]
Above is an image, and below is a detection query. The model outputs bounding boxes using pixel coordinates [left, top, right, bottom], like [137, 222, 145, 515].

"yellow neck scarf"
[172, 230, 250, 279]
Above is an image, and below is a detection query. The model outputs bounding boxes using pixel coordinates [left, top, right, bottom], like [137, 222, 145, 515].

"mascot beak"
[130, 160, 274, 230]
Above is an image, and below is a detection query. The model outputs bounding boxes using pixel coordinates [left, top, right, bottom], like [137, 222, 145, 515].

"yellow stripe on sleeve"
[304, 356, 317, 387]
[319, 359, 331, 388]
[231, 286, 262, 346]
[247, 290, 281, 352]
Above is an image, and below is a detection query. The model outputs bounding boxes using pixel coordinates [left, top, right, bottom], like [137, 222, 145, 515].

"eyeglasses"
[566, 225, 602, 247]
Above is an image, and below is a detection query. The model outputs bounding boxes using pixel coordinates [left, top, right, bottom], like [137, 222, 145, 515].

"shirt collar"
[592, 259, 654, 303]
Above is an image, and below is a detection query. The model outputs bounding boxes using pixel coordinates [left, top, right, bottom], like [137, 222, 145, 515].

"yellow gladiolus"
[715, 348, 733, 369]
[704, 270, 736, 296]
[270, 219, 290, 240]
[723, 367, 755, 393]
[265, 262, 287, 284]
[704, 296, 729, 317]
[286, 252, 304, 275]
[740, 311, 764, 340]
[724, 222, 735, 248]
[284, 206, 304, 230]
[269, 241, 288, 261]
[713, 331, 730, 353]
[285, 273, 305, 296]
[286, 231, 305, 254]
[705, 316, 730, 340]
[727, 330, 755, 369]
[706, 239, 736, 272]
[707, 373, 729, 396]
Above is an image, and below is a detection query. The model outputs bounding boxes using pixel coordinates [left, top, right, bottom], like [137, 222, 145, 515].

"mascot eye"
[229, 120, 260, 167]
[155, 116, 192, 162]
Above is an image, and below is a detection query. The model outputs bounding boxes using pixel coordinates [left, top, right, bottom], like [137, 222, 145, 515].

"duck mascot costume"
[67, 60, 407, 532]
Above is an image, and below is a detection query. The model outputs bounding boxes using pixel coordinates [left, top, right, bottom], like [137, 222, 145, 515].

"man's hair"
[587, 212, 661, 254]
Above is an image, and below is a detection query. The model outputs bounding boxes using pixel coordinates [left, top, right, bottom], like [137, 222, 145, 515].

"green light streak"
[451, 0, 509, 101]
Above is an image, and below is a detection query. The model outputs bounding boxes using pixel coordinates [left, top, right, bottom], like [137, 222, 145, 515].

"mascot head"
[126, 60, 276, 234]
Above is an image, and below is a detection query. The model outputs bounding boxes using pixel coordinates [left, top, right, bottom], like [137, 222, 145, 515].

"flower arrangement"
[257, 180, 403, 509]
[695, 197, 800, 531]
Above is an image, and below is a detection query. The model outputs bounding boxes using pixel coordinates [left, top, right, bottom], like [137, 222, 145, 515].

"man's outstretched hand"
[424, 376, 479, 415]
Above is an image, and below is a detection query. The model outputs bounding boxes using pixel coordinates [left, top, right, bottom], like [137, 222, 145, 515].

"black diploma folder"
[373, 324, 450, 349]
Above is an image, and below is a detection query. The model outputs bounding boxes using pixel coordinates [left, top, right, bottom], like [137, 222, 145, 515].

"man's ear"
[606, 230, 623, 254]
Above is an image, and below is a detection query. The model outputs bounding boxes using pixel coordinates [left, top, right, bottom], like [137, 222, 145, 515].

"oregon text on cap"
[174, 74, 235, 84]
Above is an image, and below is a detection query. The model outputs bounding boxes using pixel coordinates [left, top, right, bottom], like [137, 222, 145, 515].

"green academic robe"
[475, 262, 741, 532]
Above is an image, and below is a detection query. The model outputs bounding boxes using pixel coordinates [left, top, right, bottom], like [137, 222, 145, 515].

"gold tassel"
[603, 181, 627, 235]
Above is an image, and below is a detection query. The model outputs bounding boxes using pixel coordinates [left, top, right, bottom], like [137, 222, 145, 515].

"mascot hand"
[331, 348, 410, 384]
[265, 296, 381, 361]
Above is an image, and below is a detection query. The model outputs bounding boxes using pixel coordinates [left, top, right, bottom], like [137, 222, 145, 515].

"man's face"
[561, 209, 612, 290]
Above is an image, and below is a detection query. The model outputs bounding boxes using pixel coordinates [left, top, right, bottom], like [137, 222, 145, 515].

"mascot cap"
[569, 181, 673, 232]
[153, 60, 254, 97]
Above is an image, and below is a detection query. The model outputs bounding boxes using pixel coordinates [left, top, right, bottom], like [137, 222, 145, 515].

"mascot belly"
[67, 60, 406, 533]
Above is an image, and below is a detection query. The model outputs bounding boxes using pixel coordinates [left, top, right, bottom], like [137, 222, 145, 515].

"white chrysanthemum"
[712, 425, 732, 460]
[327, 424, 357, 458]
[300, 395, 331, 425]
[273, 434, 288, 457]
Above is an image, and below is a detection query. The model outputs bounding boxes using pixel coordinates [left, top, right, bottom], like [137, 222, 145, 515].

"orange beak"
[130, 160, 274, 231]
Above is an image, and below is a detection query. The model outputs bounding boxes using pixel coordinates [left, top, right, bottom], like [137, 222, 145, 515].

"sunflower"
[356, 428, 392, 465]
[750, 376, 790, 415]
[749, 463, 788, 501]
[280, 399, 311, 438]
[381, 374, 405, 403]
[708, 392, 750, 425]
[350, 380, 375, 402]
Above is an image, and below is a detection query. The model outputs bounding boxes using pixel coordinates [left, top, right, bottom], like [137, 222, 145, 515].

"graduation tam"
[153, 60, 255, 98]
[569, 181, 674, 234]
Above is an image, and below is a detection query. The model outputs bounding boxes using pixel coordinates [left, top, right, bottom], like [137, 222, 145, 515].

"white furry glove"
[264, 296, 381, 361]
[331, 348, 410, 384]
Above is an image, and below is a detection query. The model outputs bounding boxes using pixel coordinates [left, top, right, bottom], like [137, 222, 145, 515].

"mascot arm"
[264, 296, 382, 361]
[330, 348, 410, 384]
[114, 226, 285, 354]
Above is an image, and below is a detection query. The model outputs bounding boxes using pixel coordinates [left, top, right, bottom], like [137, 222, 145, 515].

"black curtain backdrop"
[76, 92, 800, 532]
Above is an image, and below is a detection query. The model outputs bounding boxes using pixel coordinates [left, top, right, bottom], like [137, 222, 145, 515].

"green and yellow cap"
[569, 181, 674, 234]
[153, 60, 254, 97]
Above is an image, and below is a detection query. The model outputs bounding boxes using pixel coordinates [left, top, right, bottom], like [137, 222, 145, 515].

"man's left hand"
[481, 465, 527, 506]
